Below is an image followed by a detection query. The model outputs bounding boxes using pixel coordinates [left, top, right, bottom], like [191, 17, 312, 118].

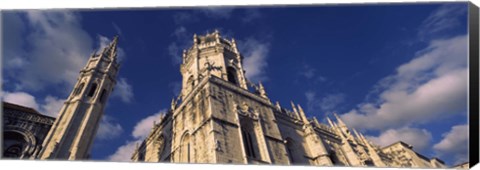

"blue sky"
[2, 2, 469, 165]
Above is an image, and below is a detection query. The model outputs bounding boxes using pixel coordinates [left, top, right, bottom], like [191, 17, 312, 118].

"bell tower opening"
[87, 83, 98, 97]
[227, 67, 238, 85]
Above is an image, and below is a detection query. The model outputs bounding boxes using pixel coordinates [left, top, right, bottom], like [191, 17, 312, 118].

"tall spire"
[100, 35, 119, 60]
[38, 35, 120, 160]
[111, 35, 119, 46]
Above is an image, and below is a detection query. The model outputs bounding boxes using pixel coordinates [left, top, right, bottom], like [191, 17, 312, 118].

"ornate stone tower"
[169, 31, 292, 164]
[180, 30, 248, 100]
[37, 36, 120, 160]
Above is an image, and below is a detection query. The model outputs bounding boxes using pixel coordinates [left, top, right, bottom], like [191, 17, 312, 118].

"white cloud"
[319, 93, 346, 112]
[172, 12, 199, 25]
[132, 110, 166, 139]
[3, 12, 27, 71]
[367, 127, 432, 151]
[97, 115, 124, 140]
[12, 11, 93, 91]
[418, 4, 467, 40]
[300, 64, 317, 79]
[107, 139, 142, 162]
[341, 35, 467, 130]
[200, 7, 235, 19]
[305, 91, 345, 113]
[241, 9, 262, 23]
[433, 124, 468, 164]
[40, 95, 65, 117]
[112, 78, 134, 103]
[168, 26, 191, 64]
[298, 64, 327, 84]
[1, 91, 65, 118]
[107, 109, 166, 161]
[239, 38, 270, 82]
[4, 12, 127, 96]
[2, 91, 40, 110]
[168, 81, 182, 96]
[112, 22, 124, 39]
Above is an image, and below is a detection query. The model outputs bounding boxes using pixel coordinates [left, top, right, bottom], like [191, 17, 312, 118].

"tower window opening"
[87, 83, 98, 97]
[74, 83, 85, 96]
[286, 140, 295, 164]
[187, 76, 195, 90]
[227, 67, 238, 85]
[241, 128, 256, 159]
[99, 89, 107, 103]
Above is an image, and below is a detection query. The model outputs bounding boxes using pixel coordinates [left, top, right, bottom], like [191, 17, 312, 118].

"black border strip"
[468, 2, 479, 168]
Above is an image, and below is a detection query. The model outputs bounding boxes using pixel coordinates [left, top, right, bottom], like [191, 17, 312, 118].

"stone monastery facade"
[130, 31, 447, 168]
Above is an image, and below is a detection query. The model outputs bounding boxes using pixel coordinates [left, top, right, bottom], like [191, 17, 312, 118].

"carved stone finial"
[193, 34, 198, 44]
[275, 101, 281, 110]
[171, 98, 177, 111]
[240, 102, 249, 113]
[258, 82, 267, 98]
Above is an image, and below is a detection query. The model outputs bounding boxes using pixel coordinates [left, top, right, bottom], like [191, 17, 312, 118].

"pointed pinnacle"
[326, 116, 335, 128]
[297, 104, 309, 123]
[113, 35, 119, 42]
[334, 113, 347, 127]
[313, 116, 320, 126]
[290, 101, 300, 119]
[352, 128, 361, 139]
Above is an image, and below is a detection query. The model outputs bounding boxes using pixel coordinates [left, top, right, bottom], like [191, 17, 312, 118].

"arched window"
[286, 138, 297, 164]
[138, 151, 145, 161]
[241, 128, 256, 158]
[99, 89, 107, 103]
[74, 83, 85, 96]
[179, 134, 191, 163]
[227, 67, 238, 85]
[157, 135, 165, 159]
[3, 131, 27, 158]
[87, 83, 97, 97]
[187, 76, 195, 90]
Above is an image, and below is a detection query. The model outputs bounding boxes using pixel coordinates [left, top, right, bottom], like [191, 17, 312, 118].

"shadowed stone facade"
[130, 31, 449, 168]
[2, 102, 55, 159]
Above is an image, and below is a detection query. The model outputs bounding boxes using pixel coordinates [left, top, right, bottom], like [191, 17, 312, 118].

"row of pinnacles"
[16, 31, 448, 168]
